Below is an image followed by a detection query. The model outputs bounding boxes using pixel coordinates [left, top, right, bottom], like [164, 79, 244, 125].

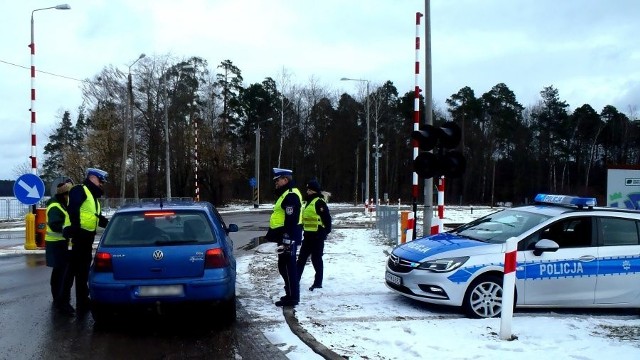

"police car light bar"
[534, 194, 597, 208]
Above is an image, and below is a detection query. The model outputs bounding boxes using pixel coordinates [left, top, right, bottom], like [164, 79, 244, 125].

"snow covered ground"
[236, 205, 640, 360]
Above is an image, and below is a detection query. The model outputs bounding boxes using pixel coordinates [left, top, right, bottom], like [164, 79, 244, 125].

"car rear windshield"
[102, 210, 217, 246]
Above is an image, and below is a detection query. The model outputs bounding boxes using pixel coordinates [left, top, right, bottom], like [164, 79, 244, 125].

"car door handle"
[578, 255, 596, 262]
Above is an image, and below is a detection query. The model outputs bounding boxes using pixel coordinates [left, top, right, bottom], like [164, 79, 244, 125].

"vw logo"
[153, 250, 164, 260]
[392, 255, 399, 266]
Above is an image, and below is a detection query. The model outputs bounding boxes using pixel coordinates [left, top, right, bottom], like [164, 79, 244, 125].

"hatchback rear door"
[109, 244, 209, 280]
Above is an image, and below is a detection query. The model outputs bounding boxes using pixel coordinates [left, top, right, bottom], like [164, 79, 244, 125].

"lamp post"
[253, 118, 272, 208]
[162, 72, 171, 200]
[373, 142, 383, 205]
[29, 3, 70, 178]
[341, 77, 370, 204]
[127, 53, 145, 201]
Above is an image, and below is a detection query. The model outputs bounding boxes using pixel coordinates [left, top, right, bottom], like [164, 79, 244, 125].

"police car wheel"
[462, 275, 505, 319]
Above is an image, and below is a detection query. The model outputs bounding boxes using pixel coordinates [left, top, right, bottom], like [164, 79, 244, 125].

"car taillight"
[205, 248, 229, 268]
[94, 252, 113, 272]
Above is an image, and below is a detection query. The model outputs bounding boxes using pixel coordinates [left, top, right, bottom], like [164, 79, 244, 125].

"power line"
[0, 58, 87, 82]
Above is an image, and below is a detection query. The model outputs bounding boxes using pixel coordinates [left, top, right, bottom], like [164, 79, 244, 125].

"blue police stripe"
[447, 255, 640, 285]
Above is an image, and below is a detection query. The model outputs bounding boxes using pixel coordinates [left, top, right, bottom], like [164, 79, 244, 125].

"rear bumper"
[89, 274, 235, 304]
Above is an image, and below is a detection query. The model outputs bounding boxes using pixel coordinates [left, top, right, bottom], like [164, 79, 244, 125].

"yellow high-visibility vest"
[269, 188, 303, 229]
[302, 197, 325, 231]
[78, 185, 101, 232]
[45, 202, 70, 241]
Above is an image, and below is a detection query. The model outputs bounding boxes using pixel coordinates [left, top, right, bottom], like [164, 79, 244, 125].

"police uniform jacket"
[302, 193, 332, 238]
[266, 181, 303, 245]
[45, 195, 71, 268]
[66, 178, 105, 238]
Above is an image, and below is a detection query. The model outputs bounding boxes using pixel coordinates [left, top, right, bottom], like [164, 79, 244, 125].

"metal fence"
[376, 205, 398, 242]
[0, 197, 194, 221]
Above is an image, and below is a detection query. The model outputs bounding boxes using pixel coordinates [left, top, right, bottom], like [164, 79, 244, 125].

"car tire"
[462, 275, 505, 319]
[219, 295, 237, 326]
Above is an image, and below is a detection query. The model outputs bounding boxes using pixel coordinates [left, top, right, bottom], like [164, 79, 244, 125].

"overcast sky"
[1, 0, 639, 181]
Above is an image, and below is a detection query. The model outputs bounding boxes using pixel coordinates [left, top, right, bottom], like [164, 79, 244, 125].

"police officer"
[45, 178, 74, 315]
[64, 168, 109, 313]
[265, 168, 303, 307]
[296, 179, 332, 291]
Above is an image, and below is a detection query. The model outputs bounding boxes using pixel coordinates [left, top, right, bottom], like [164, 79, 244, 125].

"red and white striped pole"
[194, 117, 199, 202]
[500, 237, 518, 340]
[411, 12, 423, 240]
[29, 17, 37, 177]
[406, 211, 414, 243]
[29, 5, 71, 179]
[437, 176, 445, 219]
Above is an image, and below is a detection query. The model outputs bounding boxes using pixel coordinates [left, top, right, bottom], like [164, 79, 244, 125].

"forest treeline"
[38, 55, 639, 206]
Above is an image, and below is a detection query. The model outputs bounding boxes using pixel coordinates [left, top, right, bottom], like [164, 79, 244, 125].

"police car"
[385, 194, 640, 318]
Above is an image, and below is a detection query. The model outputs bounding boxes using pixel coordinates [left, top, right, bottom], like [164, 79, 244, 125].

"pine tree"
[42, 111, 76, 183]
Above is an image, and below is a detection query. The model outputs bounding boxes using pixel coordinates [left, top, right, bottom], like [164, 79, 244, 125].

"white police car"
[385, 194, 640, 318]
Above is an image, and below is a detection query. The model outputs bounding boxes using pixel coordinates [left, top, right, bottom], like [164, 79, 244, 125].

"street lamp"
[29, 3, 71, 178]
[161, 63, 195, 201]
[253, 118, 273, 208]
[162, 72, 171, 200]
[341, 77, 370, 204]
[127, 53, 145, 201]
[373, 143, 383, 205]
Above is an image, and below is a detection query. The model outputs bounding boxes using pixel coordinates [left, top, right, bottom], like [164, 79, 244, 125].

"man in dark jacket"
[296, 179, 332, 291]
[264, 168, 303, 307]
[64, 168, 109, 313]
[45, 178, 74, 315]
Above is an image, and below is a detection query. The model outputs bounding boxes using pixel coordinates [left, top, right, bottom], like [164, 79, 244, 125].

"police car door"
[594, 216, 640, 304]
[521, 217, 597, 306]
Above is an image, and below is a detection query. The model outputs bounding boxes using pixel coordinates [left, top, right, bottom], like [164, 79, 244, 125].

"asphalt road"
[0, 211, 290, 360]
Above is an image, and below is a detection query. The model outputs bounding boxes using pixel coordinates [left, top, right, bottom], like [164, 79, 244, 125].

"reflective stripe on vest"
[45, 201, 70, 241]
[269, 188, 303, 229]
[79, 185, 100, 232]
[302, 197, 324, 231]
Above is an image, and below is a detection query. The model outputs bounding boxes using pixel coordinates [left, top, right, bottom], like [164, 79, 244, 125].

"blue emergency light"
[534, 194, 597, 208]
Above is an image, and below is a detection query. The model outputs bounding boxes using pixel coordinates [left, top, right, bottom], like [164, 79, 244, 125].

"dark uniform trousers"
[296, 231, 325, 287]
[278, 241, 299, 301]
[71, 229, 95, 307]
[46, 240, 74, 304]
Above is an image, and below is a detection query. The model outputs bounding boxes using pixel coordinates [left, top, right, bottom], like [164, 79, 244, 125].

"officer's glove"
[98, 215, 109, 228]
[276, 244, 291, 255]
[62, 226, 76, 240]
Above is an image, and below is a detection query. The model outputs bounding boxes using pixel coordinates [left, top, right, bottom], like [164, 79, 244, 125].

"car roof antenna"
[160, 196, 164, 209]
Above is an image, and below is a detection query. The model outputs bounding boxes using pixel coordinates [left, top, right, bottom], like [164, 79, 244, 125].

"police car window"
[537, 217, 592, 249]
[600, 218, 639, 246]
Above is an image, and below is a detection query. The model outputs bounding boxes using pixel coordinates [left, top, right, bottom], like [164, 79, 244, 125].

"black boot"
[275, 298, 299, 307]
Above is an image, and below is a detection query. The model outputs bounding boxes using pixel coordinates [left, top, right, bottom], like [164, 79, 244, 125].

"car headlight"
[417, 256, 469, 272]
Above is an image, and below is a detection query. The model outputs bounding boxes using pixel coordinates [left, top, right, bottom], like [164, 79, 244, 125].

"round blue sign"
[14, 173, 45, 205]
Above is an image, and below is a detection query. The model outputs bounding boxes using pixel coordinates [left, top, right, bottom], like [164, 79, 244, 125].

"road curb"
[283, 307, 344, 360]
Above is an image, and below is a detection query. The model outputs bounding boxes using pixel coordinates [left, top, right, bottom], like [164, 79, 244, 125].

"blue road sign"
[249, 177, 257, 188]
[14, 173, 45, 205]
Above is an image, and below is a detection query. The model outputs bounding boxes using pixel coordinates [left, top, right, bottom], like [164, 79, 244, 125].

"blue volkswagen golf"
[89, 200, 238, 326]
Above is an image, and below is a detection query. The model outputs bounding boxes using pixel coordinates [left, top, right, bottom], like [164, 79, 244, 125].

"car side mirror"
[533, 238, 559, 256]
[226, 224, 239, 233]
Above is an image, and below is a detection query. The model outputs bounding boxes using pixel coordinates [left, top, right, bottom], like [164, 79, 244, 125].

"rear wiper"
[154, 240, 199, 245]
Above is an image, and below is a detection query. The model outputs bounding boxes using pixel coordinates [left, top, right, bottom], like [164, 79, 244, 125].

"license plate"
[385, 272, 402, 286]
[138, 285, 184, 297]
